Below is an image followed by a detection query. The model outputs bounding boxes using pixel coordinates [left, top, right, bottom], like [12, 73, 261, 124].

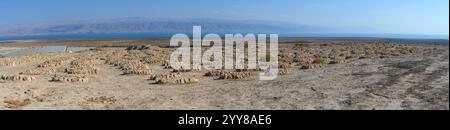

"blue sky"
[0, 0, 448, 35]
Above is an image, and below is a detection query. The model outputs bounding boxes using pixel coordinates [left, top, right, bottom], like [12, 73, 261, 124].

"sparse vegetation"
[312, 58, 326, 64]
[260, 54, 273, 62]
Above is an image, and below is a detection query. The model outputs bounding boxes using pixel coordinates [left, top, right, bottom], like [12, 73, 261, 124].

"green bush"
[258, 54, 274, 62]
[312, 58, 326, 64]
[265, 54, 272, 62]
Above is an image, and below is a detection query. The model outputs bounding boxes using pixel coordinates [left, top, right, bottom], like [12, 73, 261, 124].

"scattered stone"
[123, 69, 152, 75]
[149, 73, 181, 80]
[0, 75, 36, 81]
[218, 71, 253, 80]
[4, 99, 31, 108]
[51, 75, 89, 83]
[300, 64, 324, 70]
[155, 77, 199, 84]
[279, 68, 288, 75]
[86, 96, 117, 104]
[66, 67, 99, 75]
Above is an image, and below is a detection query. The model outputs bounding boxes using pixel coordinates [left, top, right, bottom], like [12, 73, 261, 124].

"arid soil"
[0, 39, 448, 110]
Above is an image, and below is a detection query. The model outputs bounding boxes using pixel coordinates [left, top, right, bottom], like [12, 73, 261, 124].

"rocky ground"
[0, 40, 448, 110]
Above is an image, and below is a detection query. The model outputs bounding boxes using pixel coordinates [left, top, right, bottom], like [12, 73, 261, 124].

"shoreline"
[1, 37, 448, 48]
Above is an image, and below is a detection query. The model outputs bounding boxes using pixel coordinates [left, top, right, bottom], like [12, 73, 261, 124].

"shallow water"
[36, 46, 66, 53]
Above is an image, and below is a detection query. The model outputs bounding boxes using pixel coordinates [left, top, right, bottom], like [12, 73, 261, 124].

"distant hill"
[0, 17, 328, 36]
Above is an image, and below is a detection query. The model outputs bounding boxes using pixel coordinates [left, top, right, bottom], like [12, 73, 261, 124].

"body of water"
[36, 46, 66, 53]
[0, 32, 176, 41]
[0, 33, 448, 41]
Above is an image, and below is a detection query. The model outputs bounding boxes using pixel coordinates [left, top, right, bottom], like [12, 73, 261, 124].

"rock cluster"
[204, 70, 226, 77]
[0, 75, 36, 81]
[0, 54, 47, 67]
[123, 69, 152, 75]
[150, 73, 198, 84]
[65, 67, 99, 75]
[155, 77, 199, 84]
[281, 42, 427, 70]
[86, 96, 117, 104]
[66, 58, 97, 72]
[69, 59, 96, 68]
[149, 73, 182, 80]
[102, 50, 153, 75]
[37, 56, 70, 68]
[3, 99, 31, 108]
[51, 75, 89, 83]
[20, 68, 62, 75]
[218, 71, 253, 80]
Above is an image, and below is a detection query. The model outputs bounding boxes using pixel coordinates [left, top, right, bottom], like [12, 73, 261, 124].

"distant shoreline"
[1, 37, 448, 48]
[1, 32, 448, 41]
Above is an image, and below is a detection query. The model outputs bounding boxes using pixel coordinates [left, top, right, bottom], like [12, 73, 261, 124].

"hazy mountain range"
[0, 17, 332, 37]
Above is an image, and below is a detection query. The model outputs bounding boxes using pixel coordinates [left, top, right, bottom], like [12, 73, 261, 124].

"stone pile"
[51, 75, 89, 83]
[218, 71, 253, 80]
[155, 77, 199, 84]
[0, 75, 36, 81]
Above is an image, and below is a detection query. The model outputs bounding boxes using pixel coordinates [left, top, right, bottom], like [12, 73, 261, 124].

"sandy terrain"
[0, 39, 448, 110]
